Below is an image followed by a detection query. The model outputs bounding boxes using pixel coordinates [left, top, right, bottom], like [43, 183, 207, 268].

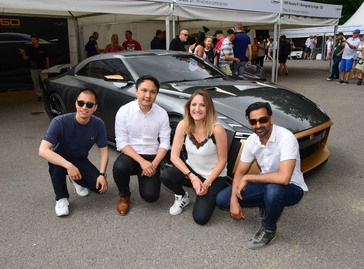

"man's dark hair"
[156, 30, 163, 36]
[31, 34, 39, 39]
[245, 102, 272, 119]
[126, 30, 132, 35]
[93, 32, 98, 36]
[136, 75, 160, 92]
[78, 88, 98, 103]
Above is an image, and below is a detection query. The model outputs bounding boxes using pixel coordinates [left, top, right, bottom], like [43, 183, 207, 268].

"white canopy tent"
[0, 0, 341, 82]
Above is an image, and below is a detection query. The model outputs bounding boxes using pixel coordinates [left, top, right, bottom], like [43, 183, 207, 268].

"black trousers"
[113, 154, 161, 202]
[160, 165, 227, 225]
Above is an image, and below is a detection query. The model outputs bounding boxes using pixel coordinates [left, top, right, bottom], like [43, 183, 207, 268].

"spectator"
[204, 36, 218, 66]
[279, 35, 291, 75]
[355, 38, 364, 85]
[85, 32, 102, 58]
[169, 29, 189, 51]
[310, 36, 318, 60]
[256, 37, 267, 67]
[122, 30, 142, 51]
[338, 29, 361, 85]
[214, 30, 225, 66]
[326, 36, 333, 60]
[232, 23, 252, 78]
[161, 30, 167, 50]
[189, 31, 205, 57]
[103, 34, 123, 53]
[304, 35, 314, 59]
[151, 30, 164, 50]
[18, 34, 49, 101]
[251, 38, 259, 65]
[160, 90, 228, 225]
[352, 35, 364, 79]
[265, 37, 273, 61]
[327, 32, 345, 81]
[219, 28, 240, 76]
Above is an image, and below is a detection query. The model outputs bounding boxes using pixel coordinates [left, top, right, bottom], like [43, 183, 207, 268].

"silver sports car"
[43, 50, 333, 177]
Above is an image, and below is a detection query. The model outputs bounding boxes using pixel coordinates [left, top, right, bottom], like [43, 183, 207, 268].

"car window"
[124, 55, 224, 83]
[77, 59, 132, 80]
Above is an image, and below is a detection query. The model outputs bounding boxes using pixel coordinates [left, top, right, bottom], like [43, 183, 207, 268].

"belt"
[140, 154, 157, 158]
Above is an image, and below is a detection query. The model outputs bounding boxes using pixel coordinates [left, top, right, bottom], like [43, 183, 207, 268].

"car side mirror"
[104, 75, 131, 88]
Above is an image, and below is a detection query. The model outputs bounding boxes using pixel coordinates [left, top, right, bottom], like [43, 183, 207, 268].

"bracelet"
[185, 171, 192, 179]
[205, 179, 212, 187]
[191, 176, 198, 182]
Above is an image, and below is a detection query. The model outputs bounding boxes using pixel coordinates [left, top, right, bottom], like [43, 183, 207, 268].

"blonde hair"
[184, 90, 216, 138]
[111, 34, 118, 43]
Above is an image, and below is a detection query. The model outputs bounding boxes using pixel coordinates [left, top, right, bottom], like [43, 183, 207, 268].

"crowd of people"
[326, 29, 364, 86]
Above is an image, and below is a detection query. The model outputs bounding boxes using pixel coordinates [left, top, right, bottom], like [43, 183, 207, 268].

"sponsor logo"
[0, 18, 21, 27]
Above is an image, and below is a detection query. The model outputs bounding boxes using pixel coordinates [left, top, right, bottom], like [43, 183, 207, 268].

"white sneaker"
[169, 192, 190, 215]
[55, 198, 69, 217]
[70, 179, 89, 197]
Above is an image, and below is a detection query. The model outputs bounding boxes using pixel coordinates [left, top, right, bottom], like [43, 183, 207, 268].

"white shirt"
[185, 132, 227, 179]
[342, 37, 361, 60]
[241, 124, 308, 191]
[115, 100, 171, 154]
[305, 37, 314, 49]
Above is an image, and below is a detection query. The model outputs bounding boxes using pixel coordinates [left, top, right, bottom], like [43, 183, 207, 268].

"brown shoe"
[117, 196, 130, 215]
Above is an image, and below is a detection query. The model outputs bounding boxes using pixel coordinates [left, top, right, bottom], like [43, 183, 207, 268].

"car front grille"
[297, 129, 326, 160]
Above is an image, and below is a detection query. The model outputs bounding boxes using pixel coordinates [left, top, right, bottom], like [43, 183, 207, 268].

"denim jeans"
[216, 182, 304, 230]
[330, 55, 342, 79]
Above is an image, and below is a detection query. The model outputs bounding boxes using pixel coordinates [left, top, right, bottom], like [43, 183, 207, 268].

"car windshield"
[124, 54, 224, 83]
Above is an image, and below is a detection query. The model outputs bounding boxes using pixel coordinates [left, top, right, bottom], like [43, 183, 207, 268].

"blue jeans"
[216, 182, 304, 230]
[330, 55, 342, 79]
[49, 157, 101, 201]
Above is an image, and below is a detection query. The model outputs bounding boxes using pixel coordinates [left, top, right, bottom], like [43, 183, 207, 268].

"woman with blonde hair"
[160, 90, 228, 225]
[103, 34, 123, 53]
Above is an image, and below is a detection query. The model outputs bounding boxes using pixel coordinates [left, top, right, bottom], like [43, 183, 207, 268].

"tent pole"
[272, 23, 278, 83]
[166, 15, 170, 50]
[322, 34, 325, 61]
[276, 23, 281, 82]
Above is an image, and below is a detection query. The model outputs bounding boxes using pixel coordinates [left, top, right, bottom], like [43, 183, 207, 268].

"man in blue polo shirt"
[232, 23, 252, 78]
[39, 89, 109, 217]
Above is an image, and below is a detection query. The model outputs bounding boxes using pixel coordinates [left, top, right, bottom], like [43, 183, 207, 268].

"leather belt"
[140, 154, 157, 158]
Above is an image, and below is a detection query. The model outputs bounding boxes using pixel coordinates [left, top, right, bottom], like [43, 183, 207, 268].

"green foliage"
[307, 0, 363, 24]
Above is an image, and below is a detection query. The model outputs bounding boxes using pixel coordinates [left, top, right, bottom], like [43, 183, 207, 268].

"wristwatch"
[99, 172, 107, 178]
[185, 171, 192, 179]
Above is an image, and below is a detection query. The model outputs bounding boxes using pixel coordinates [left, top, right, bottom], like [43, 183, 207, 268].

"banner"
[0, 16, 70, 90]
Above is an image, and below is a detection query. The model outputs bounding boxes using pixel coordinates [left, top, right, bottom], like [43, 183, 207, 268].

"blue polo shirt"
[43, 113, 107, 159]
[232, 32, 251, 62]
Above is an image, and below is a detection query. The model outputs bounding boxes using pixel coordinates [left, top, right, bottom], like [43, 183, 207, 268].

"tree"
[308, 0, 363, 24]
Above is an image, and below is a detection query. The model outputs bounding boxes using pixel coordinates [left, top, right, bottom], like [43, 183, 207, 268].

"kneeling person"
[216, 102, 308, 248]
[39, 89, 109, 217]
[113, 75, 171, 215]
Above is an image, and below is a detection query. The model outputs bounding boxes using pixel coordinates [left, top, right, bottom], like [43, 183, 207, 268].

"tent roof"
[0, 0, 339, 28]
[343, 2, 364, 26]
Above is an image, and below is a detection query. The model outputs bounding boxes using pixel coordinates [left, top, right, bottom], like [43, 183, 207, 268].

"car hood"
[160, 79, 330, 134]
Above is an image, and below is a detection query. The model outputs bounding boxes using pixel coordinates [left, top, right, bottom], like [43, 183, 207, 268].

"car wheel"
[47, 93, 67, 119]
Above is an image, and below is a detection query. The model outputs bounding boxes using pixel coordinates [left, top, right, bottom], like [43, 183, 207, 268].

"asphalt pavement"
[1, 59, 363, 268]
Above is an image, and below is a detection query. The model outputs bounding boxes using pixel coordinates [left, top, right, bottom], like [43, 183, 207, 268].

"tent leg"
[165, 15, 170, 50]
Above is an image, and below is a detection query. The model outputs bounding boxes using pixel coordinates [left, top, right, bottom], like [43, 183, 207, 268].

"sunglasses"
[77, 100, 96, 108]
[248, 116, 270, 125]
[182, 34, 189, 36]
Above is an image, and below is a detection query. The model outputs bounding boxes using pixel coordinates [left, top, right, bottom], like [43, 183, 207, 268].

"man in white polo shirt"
[216, 102, 308, 249]
[338, 29, 361, 85]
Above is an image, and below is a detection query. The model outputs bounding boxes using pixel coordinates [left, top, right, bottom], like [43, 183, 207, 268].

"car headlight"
[217, 115, 252, 140]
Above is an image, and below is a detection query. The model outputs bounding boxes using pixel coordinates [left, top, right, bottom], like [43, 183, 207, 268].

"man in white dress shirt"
[113, 75, 171, 215]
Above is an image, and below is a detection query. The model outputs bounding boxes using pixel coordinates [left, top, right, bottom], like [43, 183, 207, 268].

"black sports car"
[43, 50, 332, 177]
